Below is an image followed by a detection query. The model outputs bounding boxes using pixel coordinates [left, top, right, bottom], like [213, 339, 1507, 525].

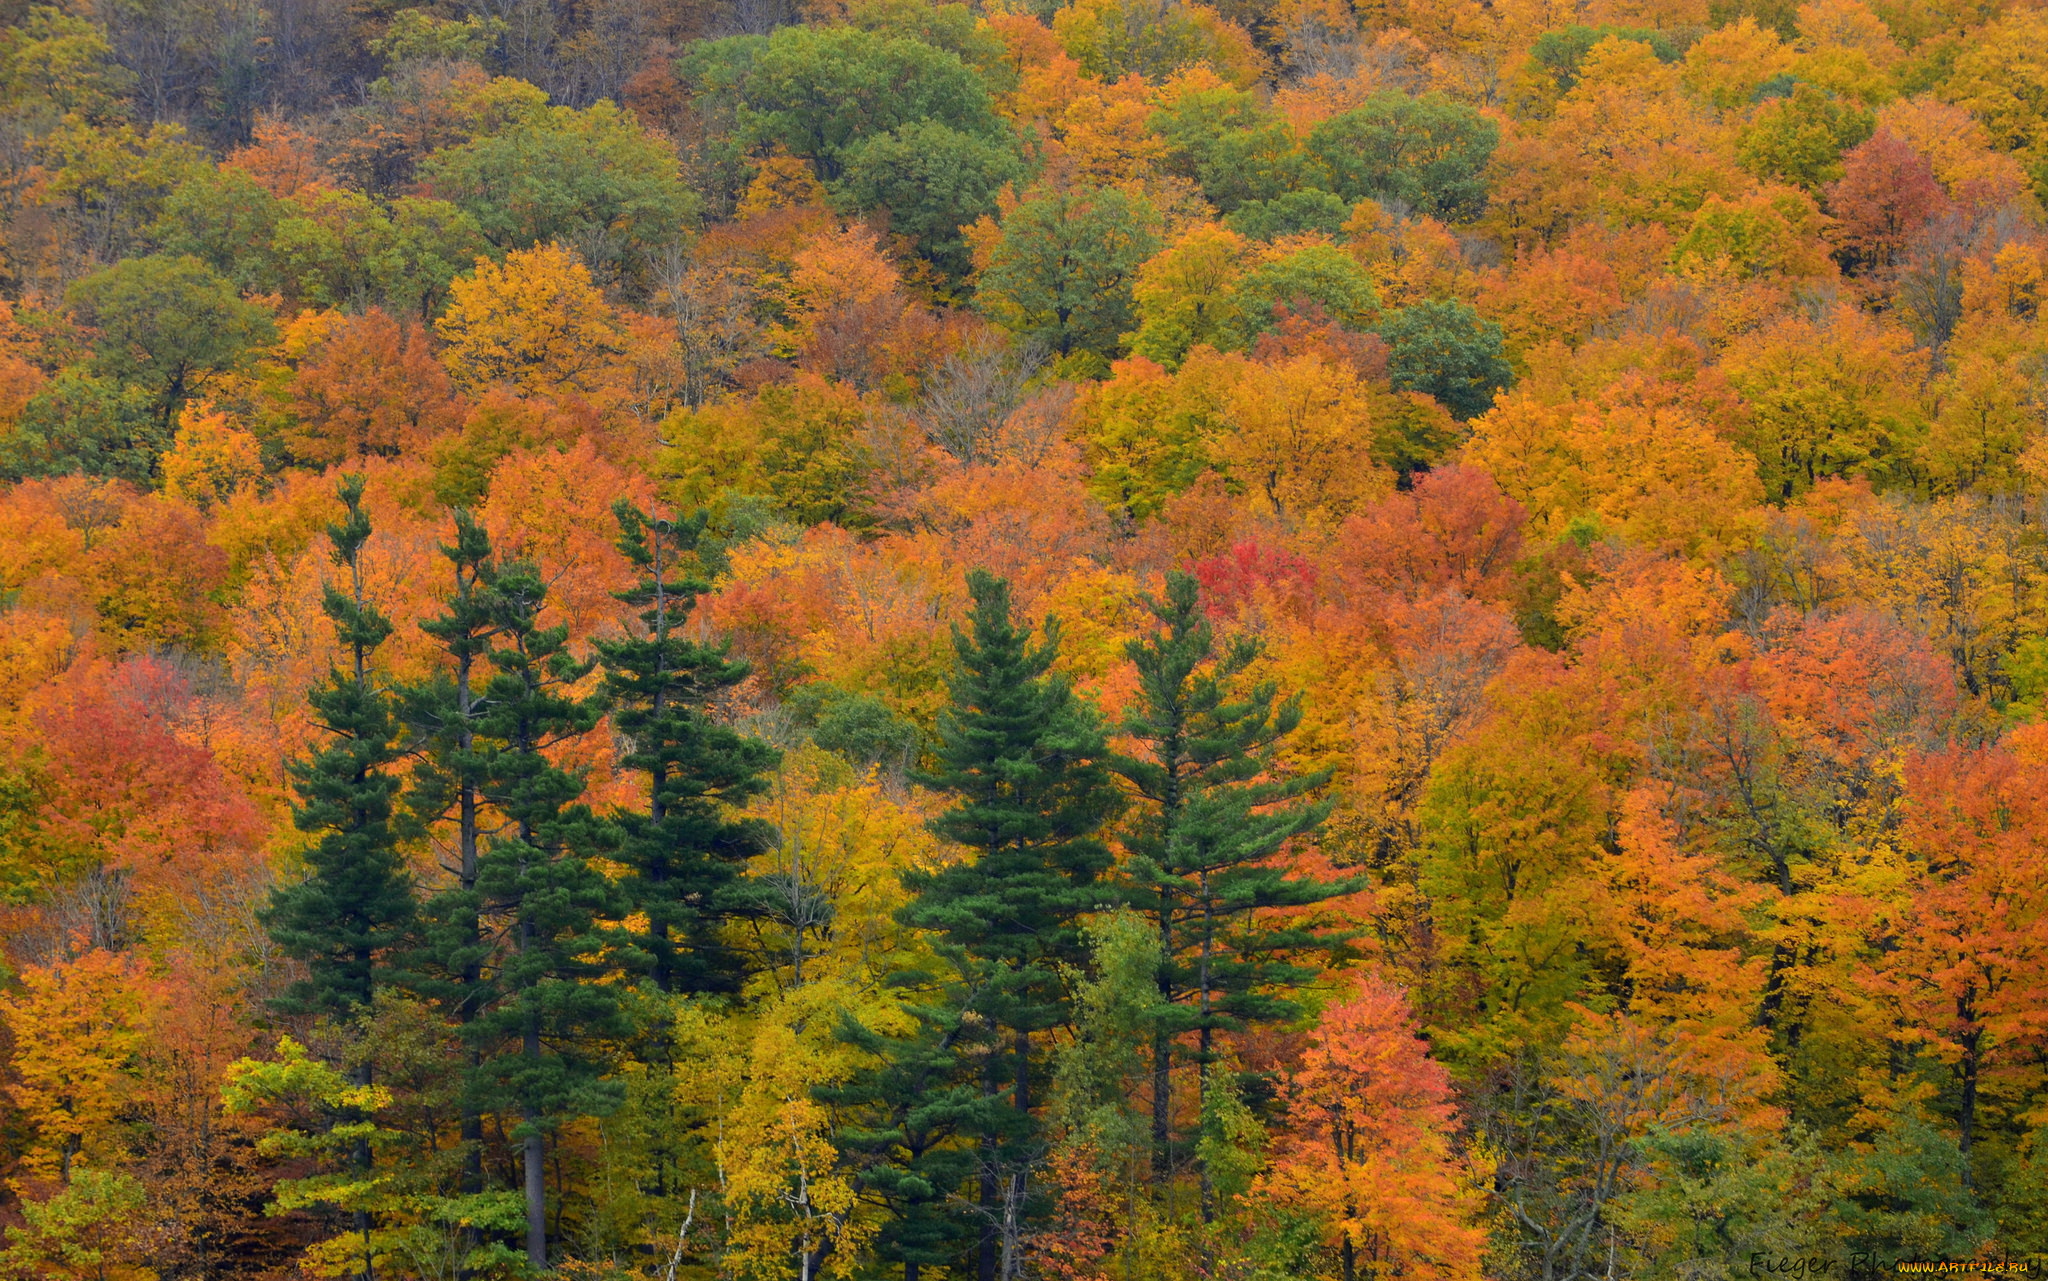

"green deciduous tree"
[1735, 83, 1874, 191]
[1225, 243, 1380, 348]
[1306, 92, 1500, 222]
[1221, 189, 1351, 242]
[838, 119, 1024, 283]
[1054, 0, 1239, 84]
[270, 187, 407, 310]
[1151, 84, 1306, 214]
[384, 197, 494, 320]
[1045, 910, 1173, 1237]
[683, 26, 1003, 182]
[150, 175, 488, 318]
[1, 369, 161, 482]
[62, 253, 275, 437]
[976, 186, 1160, 366]
[0, 7, 135, 134]
[1382, 298, 1513, 421]
[420, 100, 697, 288]
[0, 1167, 153, 1279]
[150, 167, 285, 292]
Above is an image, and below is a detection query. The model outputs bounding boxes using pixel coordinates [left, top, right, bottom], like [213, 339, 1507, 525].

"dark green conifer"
[467, 560, 631, 1268]
[402, 510, 501, 1031]
[826, 1001, 991, 1281]
[266, 473, 415, 1018]
[594, 500, 778, 996]
[1107, 570, 1342, 1213]
[900, 569, 1123, 1281]
[398, 511, 502, 1220]
[262, 474, 417, 1281]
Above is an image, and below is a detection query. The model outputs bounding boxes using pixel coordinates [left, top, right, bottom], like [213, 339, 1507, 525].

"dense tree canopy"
[5, 0, 2048, 1275]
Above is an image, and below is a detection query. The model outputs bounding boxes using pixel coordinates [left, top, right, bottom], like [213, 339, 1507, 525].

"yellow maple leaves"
[0, 950, 160, 1184]
[676, 754, 956, 1281]
[1215, 351, 1390, 527]
[1468, 377, 1763, 559]
[159, 402, 261, 512]
[437, 243, 627, 400]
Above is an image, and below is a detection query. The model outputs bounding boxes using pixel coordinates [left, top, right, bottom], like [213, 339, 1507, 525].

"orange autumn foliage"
[25, 655, 267, 907]
[1264, 975, 1488, 1281]
[0, 948, 163, 1182]
[282, 307, 467, 464]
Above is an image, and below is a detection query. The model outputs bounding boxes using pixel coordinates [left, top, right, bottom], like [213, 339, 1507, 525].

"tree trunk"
[524, 989, 547, 1267]
[1150, 1023, 1172, 1178]
[353, 1060, 375, 1281]
[1958, 991, 1980, 1190]
[1196, 875, 1215, 1225]
[522, 889, 547, 1268]
[979, 1054, 998, 1281]
[525, 1116, 548, 1267]
[455, 647, 485, 1273]
[1002, 1029, 1030, 1280]
[1014, 1029, 1030, 1114]
[650, 754, 671, 993]
[1151, 724, 1184, 1188]
[648, 553, 673, 991]
[1151, 913, 1173, 1181]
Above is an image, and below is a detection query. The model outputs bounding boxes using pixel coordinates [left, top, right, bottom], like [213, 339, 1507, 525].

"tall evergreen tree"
[468, 559, 633, 1268]
[267, 473, 416, 1018]
[594, 499, 779, 996]
[900, 569, 1124, 1281]
[1107, 570, 1342, 1216]
[262, 474, 417, 1281]
[400, 510, 502, 1213]
[827, 997, 994, 1281]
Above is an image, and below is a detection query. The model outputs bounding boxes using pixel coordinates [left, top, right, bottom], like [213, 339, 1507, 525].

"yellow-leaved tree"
[685, 751, 957, 1281]
[1467, 375, 1763, 559]
[1212, 351, 1389, 528]
[0, 949, 162, 1184]
[1126, 222, 1250, 368]
[436, 243, 628, 399]
[159, 402, 263, 512]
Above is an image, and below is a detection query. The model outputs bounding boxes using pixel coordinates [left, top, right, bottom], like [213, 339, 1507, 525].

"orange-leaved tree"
[282, 306, 468, 464]
[0, 948, 163, 1185]
[1884, 726, 2048, 1180]
[1263, 974, 1488, 1281]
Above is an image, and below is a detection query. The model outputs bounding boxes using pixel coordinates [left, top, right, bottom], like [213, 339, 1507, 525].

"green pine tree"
[1107, 570, 1342, 1217]
[262, 474, 418, 1281]
[901, 569, 1124, 1281]
[267, 473, 417, 1019]
[399, 510, 502, 1212]
[592, 500, 779, 1221]
[827, 997, 992, 1281]
[468, 559, 633, 1268]
[594, 499, 779, 997]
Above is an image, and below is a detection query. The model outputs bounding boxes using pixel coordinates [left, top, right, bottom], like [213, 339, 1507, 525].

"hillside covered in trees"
[3, 0, 2048, 1274]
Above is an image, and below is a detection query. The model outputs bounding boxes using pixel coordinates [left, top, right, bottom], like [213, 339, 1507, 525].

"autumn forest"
[0, 0, 2045, 1274]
